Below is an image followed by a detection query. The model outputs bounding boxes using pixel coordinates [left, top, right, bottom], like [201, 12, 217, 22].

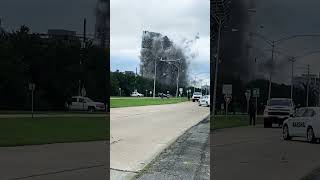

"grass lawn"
[110, 97, 188, 108]
[0, 116, 109, 147]
[211, 115, 263, 130]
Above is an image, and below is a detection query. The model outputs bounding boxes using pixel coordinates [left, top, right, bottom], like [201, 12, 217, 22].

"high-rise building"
[140, 31, 187, 87]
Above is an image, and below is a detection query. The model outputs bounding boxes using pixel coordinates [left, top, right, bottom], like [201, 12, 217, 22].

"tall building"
[140, 31, 188, 87]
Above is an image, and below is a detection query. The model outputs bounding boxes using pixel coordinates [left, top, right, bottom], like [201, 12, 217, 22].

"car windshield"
[268, 99, 292, 106]
[194, 92, 202, 95]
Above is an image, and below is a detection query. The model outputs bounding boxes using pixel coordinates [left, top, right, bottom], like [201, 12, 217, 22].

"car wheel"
[283, 125, 291, 140]
[192, 99, 195, 102]
[307, 127, 316, 143]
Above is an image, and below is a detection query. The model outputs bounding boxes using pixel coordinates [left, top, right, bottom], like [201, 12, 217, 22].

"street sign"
[253, 88, 260, 98]
[224, 95, 232, 104]
[81, 87, 86, 97]
[224, 95, 232, 117]
[223, 84, 232, 95]
[28, 83, 35, 91]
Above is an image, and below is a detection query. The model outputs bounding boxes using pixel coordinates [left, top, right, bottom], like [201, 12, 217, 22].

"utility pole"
[307, 64, 310, 107]
[176, 65, 180, 98]
[318, 72, 320, 106]
[289, 57, 296, 100]
[160, 58, 181, 98]
[268, 40, 275, 102]
[193, 75, 197, 93]
[79, 18, 86, 96]
[153, 58, 157, 98]
[213, 18, 222, 115]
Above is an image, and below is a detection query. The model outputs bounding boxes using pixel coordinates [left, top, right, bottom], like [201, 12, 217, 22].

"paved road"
[212, 125, 320, 180]
[134, 117, 209, 180]
[0, 141, 107, 180]
[110, 102, 209, 179]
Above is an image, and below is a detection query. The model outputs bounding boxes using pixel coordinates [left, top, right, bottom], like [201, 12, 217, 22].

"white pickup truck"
[66, 96, 105, 112]
[192, 92, 202, 102]
[263, 98, 295, 128]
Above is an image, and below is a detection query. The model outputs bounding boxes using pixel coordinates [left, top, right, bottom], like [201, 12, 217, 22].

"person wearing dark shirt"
[248, 101, 256, 126]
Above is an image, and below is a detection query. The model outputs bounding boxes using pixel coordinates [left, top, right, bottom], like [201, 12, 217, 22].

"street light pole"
[160, 58, 181, 98]
[268, 40, 275, 102]
[193, 75, 197, 93]
[307, 64, 310, 107]
[176, 66, 180, 98]
[153, 57, 158, 99]
[213, 18, 222, 115]
[288, 57, 296, 100]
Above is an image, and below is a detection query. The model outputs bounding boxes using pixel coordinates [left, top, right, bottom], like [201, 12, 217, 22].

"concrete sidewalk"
[0, 141, 107, 180]
[110, 102, 209, 179]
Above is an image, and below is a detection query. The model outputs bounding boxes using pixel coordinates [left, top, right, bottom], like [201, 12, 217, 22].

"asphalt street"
[212, 125, 320, 180]
[0, 141, 108, 180]
[110, 102, 210, 180]
[134, 117, 209, 180]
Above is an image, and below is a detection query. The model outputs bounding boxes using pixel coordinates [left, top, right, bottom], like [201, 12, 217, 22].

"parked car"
[263, 98, 295, 128]
[283, 107, 320, 143]
[199, 95, 210, 107]
[158, 93, 170, 98]
[65, 96, 105, 112]
[191, 92, 202, 102]
[131, 92, 144, 97]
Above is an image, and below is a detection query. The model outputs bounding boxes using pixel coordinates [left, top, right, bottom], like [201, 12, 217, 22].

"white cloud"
[110, 0, 210, 84]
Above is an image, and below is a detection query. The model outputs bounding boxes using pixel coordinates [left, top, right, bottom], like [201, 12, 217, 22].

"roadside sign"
[223, 84, 232, 95]
[28, 83, 35, 91]
[224, 95, 232, 117]
[224, 95, 232, 104]
[179, 88, 183, 94]
[253, 88, 260, 98]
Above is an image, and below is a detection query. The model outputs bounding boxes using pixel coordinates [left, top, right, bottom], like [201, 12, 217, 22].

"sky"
[251, 0, 320, 84]
[0, 0, 96, 36]
[110, 0, 210, 86]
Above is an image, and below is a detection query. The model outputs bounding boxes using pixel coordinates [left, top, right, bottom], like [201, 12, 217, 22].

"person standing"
[248, 101, 256, 126]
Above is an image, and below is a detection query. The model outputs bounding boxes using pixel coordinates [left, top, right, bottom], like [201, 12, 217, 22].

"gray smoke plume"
[216, 0, 254, 82]
[95, 0, 109, 47]
[140, 31, 192, 86]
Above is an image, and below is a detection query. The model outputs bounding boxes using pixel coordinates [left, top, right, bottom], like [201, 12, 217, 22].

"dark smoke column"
[95, 0, 109, 47]
[95, 0, 110, 114]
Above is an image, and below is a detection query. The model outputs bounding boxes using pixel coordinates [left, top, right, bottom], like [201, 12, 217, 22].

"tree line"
[110, 71, 201, 97]
[0, 26, 107, 110]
